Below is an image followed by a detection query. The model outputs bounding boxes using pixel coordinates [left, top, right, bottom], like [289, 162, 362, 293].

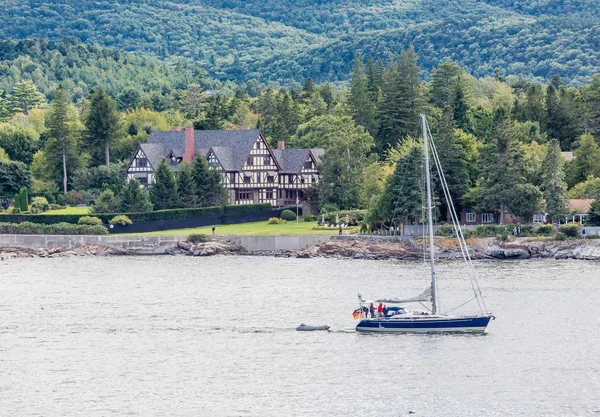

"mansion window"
[533, 214, 543, 223]
[247, 157, 254, 166]
[137, 158, 147, 168]
[230, 173, 236, 183]
[300, 177, 305, 184]
[466, 211, 476, 223]
[267, 175, 275, 183]
[263, 156, 271, 165]
[244, 176, 251, 184]
[304, 161, 312, 169]
[481, 213, 495, 223]
[256, 141, 261, 149]
[312, 176, 317, 183]
[138, 176, 148, 186]
[239, 191, 253, 200]
[266, 191, 273, 199]
[288, 175, 294, 183]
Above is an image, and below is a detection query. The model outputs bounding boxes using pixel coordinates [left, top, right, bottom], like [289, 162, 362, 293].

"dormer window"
[304, 160, 312, 169]
[247, 157, 254, 166]
[137, 158, 147, 168]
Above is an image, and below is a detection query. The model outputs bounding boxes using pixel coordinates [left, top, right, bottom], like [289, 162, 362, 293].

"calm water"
[1, 256, 599, 416]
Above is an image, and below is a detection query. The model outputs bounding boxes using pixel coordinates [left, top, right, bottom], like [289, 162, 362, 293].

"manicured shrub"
[559, 224, 579, 238]
[78, 216, 103, 225]
[280, 209, 296, 221]
[19, 188, 28, 212]
[13, 193, 20, 211]
[109, 215, 133, 226]
[0, 221, 107, 235]
[474, 225, 503, 237]
[536, 224, 553, 236]
[555, 232, 567, 241]
[31, 197, 50, 213]
[268, 217, 284, 224]
[188, 233, 208, 243]
[304, 213, 313, 222]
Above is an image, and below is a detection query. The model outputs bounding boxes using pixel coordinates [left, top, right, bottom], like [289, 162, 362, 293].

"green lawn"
[40, 206, 90, 215]
[129, 221, 339, 236]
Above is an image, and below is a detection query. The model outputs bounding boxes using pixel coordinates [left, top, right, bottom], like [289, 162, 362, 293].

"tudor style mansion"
[125, 127, 323, 207]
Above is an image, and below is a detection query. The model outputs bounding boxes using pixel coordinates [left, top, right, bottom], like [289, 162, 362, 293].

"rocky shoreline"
[2, 237, 600, 261]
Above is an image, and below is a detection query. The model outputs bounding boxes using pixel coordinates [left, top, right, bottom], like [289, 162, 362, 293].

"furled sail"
[359, 287, 432, 305]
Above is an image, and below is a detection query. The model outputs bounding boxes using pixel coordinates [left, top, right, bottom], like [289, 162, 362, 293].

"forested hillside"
[1, 0, 600, 84]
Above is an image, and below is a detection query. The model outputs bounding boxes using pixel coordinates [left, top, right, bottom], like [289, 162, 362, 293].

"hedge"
[0, 203, 272, 225]
[0, 222, 108, 235]
[223, 203, 272, 215]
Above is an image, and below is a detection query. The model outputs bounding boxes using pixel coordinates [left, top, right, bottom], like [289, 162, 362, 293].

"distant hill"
[1, 0, 599, 84]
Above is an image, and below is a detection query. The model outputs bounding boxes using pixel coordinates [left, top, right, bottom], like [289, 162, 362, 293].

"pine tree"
[8, 81, 45, 115]
[452, 75, 470, 132]
[192, 154, 213, 206]
[0, 90, 12, 122]
[365, 56, 382, 101]
[477, 109, 542, 223]
[542, 140, 568, 232]
[44, 84, 79, 193]
[120, 179, 153, 212]
[376, 59, 402, 155]
[85, 89, 121, 168]
[391, 141, 424, 225]
[570, 134, 600, 184]
[300, 78, 317, 101]
[546, 79, 579, 150]
[434, 107, 470, 220]
[348, 53, 376, 135]
[429, 60, 462, 108]
[150, 159, 179, 210]
[396, 47, 426, 139]
[176, 162, 197, 208]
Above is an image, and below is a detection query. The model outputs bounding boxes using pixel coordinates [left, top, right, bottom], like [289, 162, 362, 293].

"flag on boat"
[353, 309, 361, 320]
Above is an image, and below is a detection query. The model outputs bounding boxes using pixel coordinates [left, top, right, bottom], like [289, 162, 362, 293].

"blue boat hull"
[356, 315, 492, 333]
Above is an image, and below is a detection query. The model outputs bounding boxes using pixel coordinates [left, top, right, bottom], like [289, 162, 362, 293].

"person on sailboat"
[377, 303, 383, 317]
[369, 303, 375, 318]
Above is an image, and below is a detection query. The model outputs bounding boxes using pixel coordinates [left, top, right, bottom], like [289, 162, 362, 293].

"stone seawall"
[0, 234, 333, 254]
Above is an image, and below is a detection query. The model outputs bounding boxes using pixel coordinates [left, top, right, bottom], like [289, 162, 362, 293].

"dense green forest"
[2, 0, 600, 84]
[3, 43, 600, 226]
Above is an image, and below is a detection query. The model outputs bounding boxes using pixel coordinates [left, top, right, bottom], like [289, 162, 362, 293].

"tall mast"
[421, 114, 437, 314]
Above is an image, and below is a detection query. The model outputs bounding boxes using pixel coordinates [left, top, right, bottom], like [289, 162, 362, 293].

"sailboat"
[355, 115, 494, 333]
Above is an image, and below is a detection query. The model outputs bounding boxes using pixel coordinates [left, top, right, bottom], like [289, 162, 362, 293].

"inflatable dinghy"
[296, 324, 330, 331]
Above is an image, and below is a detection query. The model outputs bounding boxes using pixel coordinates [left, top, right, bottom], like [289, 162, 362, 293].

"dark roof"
[139, 143, 169, 170]
[272, 149, 309, 173]
[146, 129, 261, 170]
[209, 147, 234, 171]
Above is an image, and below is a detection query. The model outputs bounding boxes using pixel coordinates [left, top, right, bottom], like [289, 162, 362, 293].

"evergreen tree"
[434, 107, 470, 220]
[318, 120, 375, 209]
[452, 75, 470, 132]
[476, 108, 541, 223]
[19, 187, 28, 211]
[85, 89, 121, 168]
[149, 159, 179, 210]
[0, 90, 12, 122]
[365, 56, 382, 101]
[8, 81, 45, 115]
[276, 92, 300, 138]
[429, 60, 462, 108]
[569, 134, 600, 185]
[176, 162, 197, 208]
[120, 179, 153, 212]
[391, 141, 424, 225]
[541, 140, 568, 231]
[92, 189, 121, 213]
[195, 96, 225, 130]
[300, 78, 317, 101]
[376, 48, 425, 156]
[546, 79, 579, 150]
[44, 84, 79, 193]
[192, 154, 218, 206]
[116, 87, 142, 111]
[348, 53, 376, 136]
[0, 161, 31, 195]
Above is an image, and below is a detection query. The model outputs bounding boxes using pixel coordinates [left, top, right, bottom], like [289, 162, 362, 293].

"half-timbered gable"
[124, 129, 321, 207]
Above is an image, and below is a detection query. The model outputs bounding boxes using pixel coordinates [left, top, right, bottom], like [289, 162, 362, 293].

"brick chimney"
[183, 126, 195, 163]
[277, 141, 285, 149]
[171, 127, 182, 132]
[239, 124, 251, 130]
